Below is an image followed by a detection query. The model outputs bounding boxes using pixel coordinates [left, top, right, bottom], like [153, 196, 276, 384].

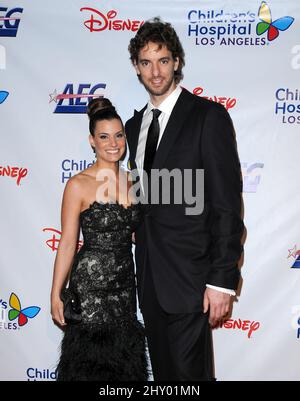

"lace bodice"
[69, 201, 142, 325]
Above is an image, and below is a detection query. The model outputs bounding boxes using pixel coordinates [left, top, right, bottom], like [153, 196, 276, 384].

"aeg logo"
[49, 83, 106, 113]
[0, 7, 23, 37]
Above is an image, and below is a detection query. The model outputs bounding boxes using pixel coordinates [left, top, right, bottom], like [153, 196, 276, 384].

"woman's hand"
[51, 294, 66, 327]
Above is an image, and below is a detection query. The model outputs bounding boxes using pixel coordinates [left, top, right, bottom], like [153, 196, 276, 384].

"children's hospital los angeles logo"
[0, 90, 9, 104]
[274, 88, 300, 125]
[187, 1, 294, 46]
[0, 293, 41, 330]
[256, 2, 294, 41]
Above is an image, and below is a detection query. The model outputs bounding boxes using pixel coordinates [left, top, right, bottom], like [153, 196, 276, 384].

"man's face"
[134, 41, 179, 98]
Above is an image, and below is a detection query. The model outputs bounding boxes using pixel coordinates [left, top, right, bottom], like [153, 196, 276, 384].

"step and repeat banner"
[1, 0, 300, 381]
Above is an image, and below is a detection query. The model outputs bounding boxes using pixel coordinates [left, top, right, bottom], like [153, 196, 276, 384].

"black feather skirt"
[56, 319, 149, 381]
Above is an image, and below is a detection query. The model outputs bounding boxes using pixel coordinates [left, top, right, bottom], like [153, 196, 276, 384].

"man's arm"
[201, 103, 244, 324]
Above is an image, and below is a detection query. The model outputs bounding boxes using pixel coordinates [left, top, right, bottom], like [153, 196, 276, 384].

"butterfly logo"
[0, 90, 9, 104]
[8, 293, 41, 326]
[256, 2, 294, 41]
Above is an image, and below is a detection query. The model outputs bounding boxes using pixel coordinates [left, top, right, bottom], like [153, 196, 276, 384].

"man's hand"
[203, 287, 231, 327]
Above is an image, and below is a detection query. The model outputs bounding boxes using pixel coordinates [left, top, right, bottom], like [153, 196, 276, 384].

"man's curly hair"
[128, 17, 185, 84]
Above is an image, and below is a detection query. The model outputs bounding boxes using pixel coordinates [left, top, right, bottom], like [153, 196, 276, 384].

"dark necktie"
[143, 109, 162, 178]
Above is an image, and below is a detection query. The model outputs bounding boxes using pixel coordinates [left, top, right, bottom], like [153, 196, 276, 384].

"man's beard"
[140, 74, 175, 97]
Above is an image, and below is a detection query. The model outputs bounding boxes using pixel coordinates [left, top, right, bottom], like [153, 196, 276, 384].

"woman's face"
[89, 118, 126, 163]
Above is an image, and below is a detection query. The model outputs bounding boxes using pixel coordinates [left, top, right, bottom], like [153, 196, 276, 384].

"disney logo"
[80, 8, 144, 32]
[43, 228, 83, 252]
[193, 86, 237, 110]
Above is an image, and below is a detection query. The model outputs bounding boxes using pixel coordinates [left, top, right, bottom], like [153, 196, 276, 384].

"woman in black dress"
[50, 98, 148, 381]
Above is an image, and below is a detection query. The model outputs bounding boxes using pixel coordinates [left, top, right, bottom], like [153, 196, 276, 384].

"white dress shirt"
[135, 85, 235, 297]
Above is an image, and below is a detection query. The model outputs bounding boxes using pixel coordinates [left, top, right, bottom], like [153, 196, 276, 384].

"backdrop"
[1, 0, 300, 381]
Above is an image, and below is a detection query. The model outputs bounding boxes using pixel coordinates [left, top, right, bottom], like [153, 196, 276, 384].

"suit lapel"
[127, 89, 195, 212]
[152, 88, 194, 169]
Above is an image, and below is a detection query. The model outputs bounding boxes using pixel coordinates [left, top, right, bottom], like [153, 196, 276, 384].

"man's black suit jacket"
[125, 88, 244, 314]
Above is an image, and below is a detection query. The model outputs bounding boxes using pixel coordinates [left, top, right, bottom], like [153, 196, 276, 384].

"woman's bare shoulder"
[70, 167, 96, 184]
[64, 171, 92, 196]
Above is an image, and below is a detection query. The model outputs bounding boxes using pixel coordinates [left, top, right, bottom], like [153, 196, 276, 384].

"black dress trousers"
[141, 261, 215, 381]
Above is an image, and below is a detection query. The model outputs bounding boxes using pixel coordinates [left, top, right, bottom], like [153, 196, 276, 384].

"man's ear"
[133, 61, 140, 75]
[174, 57, 179, 72]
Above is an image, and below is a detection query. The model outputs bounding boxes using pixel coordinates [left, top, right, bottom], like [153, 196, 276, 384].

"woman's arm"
[50, 177, 82, 326]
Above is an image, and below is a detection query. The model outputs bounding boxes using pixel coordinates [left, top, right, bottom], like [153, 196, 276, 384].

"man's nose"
[152, 63, 160, 77]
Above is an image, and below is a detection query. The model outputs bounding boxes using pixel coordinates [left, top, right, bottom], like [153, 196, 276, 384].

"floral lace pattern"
[69, 201, 142, 325]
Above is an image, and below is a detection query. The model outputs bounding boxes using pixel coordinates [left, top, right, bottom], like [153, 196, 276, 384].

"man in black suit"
[126, 18, 244, 381]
